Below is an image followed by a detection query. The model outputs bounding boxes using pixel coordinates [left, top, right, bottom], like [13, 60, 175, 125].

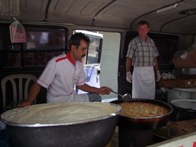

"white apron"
[132, 66, 155, 99]
[47, 92, 89, 103]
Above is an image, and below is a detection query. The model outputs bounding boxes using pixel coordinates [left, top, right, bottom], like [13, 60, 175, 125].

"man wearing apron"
[19, 33, 111, 107]
[126, 21, 161, 99]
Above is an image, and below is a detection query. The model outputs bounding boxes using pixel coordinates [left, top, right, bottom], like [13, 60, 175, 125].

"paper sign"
[9, 20, 26, 43]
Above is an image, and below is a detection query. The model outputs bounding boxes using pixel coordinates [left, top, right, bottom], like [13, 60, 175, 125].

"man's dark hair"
[68, 33, 90, 49]
[137, 20, 149, 28]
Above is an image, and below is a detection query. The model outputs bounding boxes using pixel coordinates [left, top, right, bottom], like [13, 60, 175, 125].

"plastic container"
[167, 88, 196, 103]
[170, 99, 196, 121]
[191, 91, 196, 99]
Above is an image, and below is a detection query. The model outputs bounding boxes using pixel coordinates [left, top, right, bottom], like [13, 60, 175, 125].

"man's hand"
[156, 70, 161, 81]
[98, 87, 111, 95]
[18, 101, 32, 107]
[126, 71, 132, 83]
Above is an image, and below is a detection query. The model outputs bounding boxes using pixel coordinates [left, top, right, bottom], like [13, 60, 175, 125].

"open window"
[74, 30, 103, 94]
[74, 30, 103, 65]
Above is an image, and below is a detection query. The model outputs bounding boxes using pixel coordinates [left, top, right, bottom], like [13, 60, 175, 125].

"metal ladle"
[111, 90, 132, 102]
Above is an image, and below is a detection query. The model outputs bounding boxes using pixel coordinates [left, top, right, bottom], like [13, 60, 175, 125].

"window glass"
[25, 31, 65, 50]
[0, 25, 22, 51]
[23, 51, 64, 67]
[3, 53, 21, 68]
[7, 44, 21, 51]
[0, 24, 67, 69]
[74, 30, 103, 64]
[87, 37, 102, 64]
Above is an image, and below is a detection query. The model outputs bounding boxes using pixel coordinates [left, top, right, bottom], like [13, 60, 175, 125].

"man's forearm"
[126, 57, 132, 72]
[27, 82, 41, 103]
[154, 57, 159, 71]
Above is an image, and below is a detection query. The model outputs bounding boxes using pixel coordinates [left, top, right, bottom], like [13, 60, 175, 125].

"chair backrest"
[1, 74, 37, 108]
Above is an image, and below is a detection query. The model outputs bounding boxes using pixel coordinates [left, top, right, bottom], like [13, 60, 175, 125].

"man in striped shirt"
[126, 21, 161, 99]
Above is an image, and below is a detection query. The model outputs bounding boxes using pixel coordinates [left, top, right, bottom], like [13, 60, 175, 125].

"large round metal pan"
[1, 102, 121, 147]
[111, 99, 173, 130]
[5, 116, 117, 147]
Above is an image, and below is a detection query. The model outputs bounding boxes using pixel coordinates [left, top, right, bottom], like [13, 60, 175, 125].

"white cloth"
[47, 93, 89, 103]
[180, 52, 188, 59]
[132, 66, 155, 99]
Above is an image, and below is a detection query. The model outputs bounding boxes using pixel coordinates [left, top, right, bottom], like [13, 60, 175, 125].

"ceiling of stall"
[0, 0, 196, 35]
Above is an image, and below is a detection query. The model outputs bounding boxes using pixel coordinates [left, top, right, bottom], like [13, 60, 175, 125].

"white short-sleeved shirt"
[37, 53, 86, 99]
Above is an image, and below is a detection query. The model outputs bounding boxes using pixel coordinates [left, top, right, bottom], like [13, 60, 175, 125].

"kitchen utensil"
[111, 90, 132, 102]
